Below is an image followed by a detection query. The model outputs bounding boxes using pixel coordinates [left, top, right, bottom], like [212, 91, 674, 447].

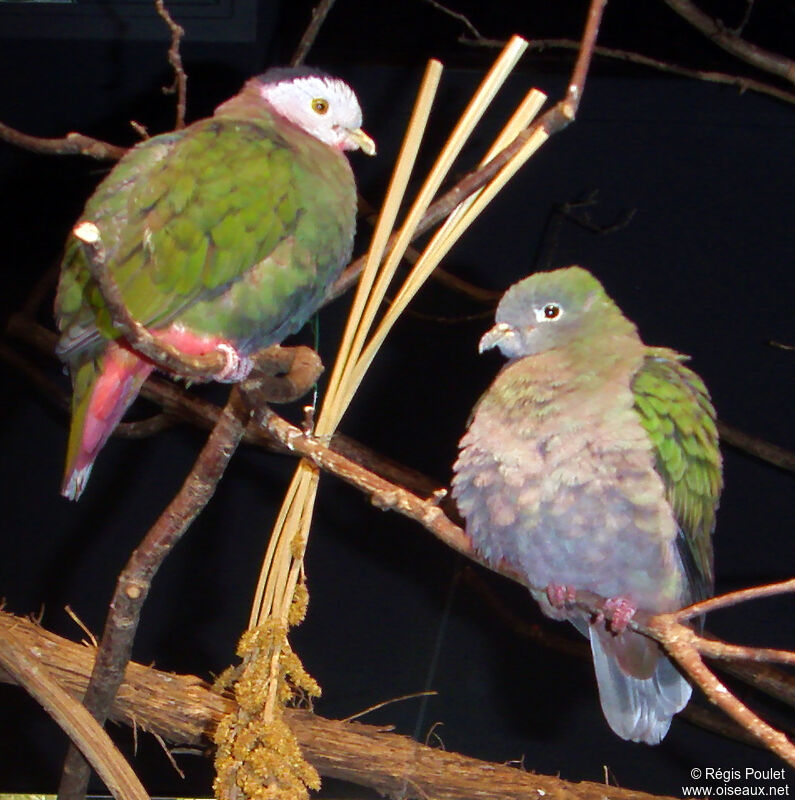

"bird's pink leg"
[546, 583, 577, 610]
[603, 595, 637, 634]
[153, 325, 253, 382]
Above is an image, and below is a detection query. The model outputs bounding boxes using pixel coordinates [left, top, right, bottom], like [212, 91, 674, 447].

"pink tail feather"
[62, 343, 154, 500]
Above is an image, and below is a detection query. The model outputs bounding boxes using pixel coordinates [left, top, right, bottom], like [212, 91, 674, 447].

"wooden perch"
[0, 611, 678, 800]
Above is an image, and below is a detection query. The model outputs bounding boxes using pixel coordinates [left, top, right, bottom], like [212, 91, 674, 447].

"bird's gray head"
[252, 67, 375, 155]
[479, 266, 630, 359]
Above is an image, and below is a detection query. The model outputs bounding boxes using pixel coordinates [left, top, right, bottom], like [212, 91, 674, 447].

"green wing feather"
[55, 116, 321, 358]
[632, 347, 722, 601]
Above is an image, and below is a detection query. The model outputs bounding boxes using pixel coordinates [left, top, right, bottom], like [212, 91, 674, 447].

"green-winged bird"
[55, 67, 375, 500]
[452, 266, 721, 743]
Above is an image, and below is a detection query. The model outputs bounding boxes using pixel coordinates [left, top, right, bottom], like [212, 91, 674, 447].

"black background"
[0, 0, 793, 796]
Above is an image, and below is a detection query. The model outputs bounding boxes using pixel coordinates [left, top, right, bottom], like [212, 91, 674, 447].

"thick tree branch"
[0, 611, 682, 800]
[0, 623, 148, 800]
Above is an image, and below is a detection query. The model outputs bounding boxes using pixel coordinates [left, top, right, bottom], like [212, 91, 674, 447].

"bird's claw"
[215, 344, 254, 383]
[546, 583, 577, 610]
[603, 595, 636, 634]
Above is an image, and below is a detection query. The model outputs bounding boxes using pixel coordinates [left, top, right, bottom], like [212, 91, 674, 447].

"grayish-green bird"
[55, 67, 374, 500]
[452, 266, 722, 743]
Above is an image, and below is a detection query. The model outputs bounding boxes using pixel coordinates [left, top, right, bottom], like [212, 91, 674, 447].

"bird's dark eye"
[311, 98, 329, 114]
[543, 303, 561, 319]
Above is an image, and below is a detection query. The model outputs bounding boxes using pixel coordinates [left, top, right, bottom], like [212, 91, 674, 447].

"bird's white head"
[254, 67, 375, 155]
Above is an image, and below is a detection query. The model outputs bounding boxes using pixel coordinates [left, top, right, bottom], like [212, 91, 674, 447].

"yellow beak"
[347, 127, 376, 156]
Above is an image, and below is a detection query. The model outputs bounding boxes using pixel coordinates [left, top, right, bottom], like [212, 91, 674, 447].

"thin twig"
[661, 0, 795, 86]
[673, 578, 795, 622]
[694, 635, 795, 666]
[719, 659, 795, 710]
[461, 38, 795, 106]
[426, 0, 795, 105]
[154, 0, 188, 129]
[0, 120, 127, 160]
[733, 0, 756, 36]
[718, 421, 795, 472]
[259, 406, 473, 558]
[420, 0, 485, 41]
[460, 568, 789, 747]
[290, 0, 338, 67]
[341, 691, 438, 723]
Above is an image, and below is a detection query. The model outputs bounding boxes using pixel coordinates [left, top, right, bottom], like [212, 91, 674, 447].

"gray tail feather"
[589, 629, 691, 744]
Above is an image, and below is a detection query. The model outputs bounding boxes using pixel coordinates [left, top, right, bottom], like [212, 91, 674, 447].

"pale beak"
[478, 322, 515, 353]
[347, 127, 376, 156]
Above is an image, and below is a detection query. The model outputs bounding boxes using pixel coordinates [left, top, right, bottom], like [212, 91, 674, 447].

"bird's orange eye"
[312, 98, 329, 114]
[543, 303, 561, 319]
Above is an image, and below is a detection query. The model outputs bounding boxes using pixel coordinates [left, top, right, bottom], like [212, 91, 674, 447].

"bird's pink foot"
[214, 343, 254, 383]
[546, 583, 577, 610]
[604, 595, 636, 634]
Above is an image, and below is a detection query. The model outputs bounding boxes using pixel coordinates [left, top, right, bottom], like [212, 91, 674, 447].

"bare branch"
[673, 578, 795, 622]
[116, 413, 177, 438]
[718, 421, 795, 472]
[290, 0, 338, 67]
[661, 0, 795, 86]
[459, 37, 795, 106]
[420, 0, 486, 41]
[652, 615, 795, 766]
[0, 120, 127, 160]
[357, 195, 501, 303]
[154, 0, 188, 130]
[425, 1, 795, 104]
